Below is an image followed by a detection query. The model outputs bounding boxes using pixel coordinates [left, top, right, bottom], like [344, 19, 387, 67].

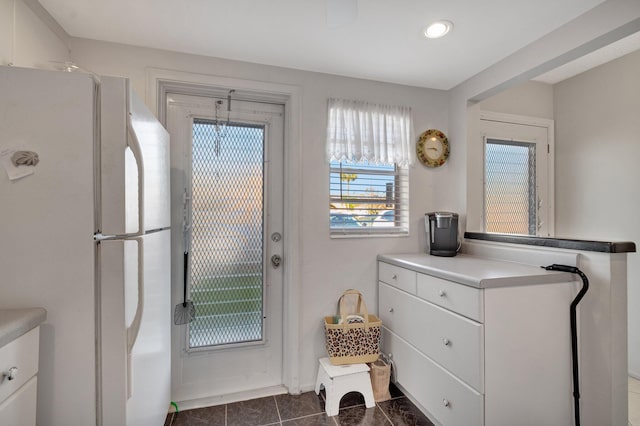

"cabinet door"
[484, 284, 574, 426]
[0, 376, 37, 426]
[379, 282, 484, 391]
[0, 328, 39, 404]
[382, 328, 483, 426]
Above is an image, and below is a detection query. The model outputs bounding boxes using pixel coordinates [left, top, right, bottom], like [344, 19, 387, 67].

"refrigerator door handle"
[127, 117, 145, 236]
[126, 236, 144, 399]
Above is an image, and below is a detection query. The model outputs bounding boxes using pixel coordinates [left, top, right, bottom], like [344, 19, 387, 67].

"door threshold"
[173, 385, 289, 412]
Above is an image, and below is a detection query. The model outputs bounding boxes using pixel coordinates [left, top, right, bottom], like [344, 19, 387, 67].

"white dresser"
[378, 254, 578, 426]
[0, 308, 46, 426]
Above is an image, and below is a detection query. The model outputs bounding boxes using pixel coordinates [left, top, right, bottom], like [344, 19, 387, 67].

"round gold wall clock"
[416, 129, 449, 167]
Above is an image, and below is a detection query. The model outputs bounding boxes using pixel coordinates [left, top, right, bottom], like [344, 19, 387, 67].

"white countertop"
[0, 308, 47, 348]
[378, 253, 575, 288]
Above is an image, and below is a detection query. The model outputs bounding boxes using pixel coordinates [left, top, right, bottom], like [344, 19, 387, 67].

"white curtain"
[326, 98, 413, 167]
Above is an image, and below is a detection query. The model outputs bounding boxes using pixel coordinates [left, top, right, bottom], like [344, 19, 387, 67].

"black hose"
[542, 264, 589, 426]
[183, 251, 189, 307]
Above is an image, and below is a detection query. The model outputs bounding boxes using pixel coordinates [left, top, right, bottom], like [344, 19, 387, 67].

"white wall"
[68, 38, 449, 391]
[0, 0, 70, 68]
[477, 80, 554, 120]
[554, 49, 640, 378]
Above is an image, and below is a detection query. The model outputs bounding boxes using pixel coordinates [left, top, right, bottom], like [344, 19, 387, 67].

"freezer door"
[99, 230, 171, 426]
[101, 77, 170, 235]
[129, 86, 171, 231]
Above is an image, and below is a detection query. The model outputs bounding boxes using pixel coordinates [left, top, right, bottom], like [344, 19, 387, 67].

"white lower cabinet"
[378, 260, 575, 426]
[0, 327, 40, 426]
[383, 327, 483, 426]
[379, 282, 483, 391]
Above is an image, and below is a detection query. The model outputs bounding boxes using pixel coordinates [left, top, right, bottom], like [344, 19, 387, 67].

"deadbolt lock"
[271, 254, 282, 268]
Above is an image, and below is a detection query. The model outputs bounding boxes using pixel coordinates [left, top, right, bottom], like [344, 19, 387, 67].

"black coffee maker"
[425, 212, 460, 257]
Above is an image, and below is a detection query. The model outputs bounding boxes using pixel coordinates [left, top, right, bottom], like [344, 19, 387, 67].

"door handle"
[271, 254, 282, 268]
[126, 237, 144, 400]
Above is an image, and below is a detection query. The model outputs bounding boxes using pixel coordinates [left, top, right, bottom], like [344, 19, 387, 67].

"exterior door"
[480, 115, 553, 236]
[166, 92, 285, 403]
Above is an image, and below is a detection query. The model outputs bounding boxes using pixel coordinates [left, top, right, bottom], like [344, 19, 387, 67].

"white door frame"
[478, 110, 555, 237]
[146, 68, 302, 395]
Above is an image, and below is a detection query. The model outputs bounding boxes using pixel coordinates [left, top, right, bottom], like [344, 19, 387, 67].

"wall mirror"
[465, 30, 640, 240]
[464, 28, 640, 387]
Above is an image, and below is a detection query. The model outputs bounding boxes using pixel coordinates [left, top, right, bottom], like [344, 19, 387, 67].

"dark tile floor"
[165, 383, 435, 426]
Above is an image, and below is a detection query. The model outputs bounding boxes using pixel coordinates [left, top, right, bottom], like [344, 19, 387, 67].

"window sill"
[330, 230, 409, 239]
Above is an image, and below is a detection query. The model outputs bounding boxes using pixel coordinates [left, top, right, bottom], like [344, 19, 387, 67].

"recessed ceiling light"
[424, 20, 453, 39]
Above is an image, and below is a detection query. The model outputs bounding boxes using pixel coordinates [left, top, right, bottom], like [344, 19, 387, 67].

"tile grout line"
[320, 389, 343, 425]
[376, 401, 395, 426]
[283, 412, 330, 422]
[317, 390, 341, 425]
[332, 414, 339, 426]
[273, 395, 283, 425]
[275, 393, 329, 423]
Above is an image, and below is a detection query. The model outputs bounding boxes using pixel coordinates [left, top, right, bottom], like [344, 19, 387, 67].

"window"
[330, 161, 408, 235]
[326, 98, 412, 236]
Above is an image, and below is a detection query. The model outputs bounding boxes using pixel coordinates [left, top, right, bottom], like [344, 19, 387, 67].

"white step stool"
[314, 357, 375, 417]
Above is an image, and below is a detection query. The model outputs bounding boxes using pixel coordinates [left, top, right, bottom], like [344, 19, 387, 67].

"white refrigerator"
[0, 65, 171, 426]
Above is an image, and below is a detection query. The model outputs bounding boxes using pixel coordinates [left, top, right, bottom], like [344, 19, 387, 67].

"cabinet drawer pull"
[443, 398, 450, 408]
[3, 366, 18, 381]
[443, 338, 451, 346]
[388, 307, 394, 313]
[392, 274, 397, 280]
[439, 290, 446, 297]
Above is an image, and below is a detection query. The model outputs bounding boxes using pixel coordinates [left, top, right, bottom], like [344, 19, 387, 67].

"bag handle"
[338, 289, 370, 331]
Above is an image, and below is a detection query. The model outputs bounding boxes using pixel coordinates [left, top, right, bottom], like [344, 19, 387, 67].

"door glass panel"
[189, 119, 265, 348]
[485, 139, 537, 235]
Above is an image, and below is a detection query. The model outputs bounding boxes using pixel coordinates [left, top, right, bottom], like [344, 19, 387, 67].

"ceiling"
[40, 0, 611, 90]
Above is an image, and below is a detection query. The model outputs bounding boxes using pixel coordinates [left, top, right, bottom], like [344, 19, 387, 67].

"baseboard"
[172, 385, 288, 412]
[299, 382, 317, 394]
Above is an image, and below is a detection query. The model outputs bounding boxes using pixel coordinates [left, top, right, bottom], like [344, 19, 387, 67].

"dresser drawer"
[379, 262, 416, 294]
[379, 282, 483, 391]
[417, 273, 484, 322]
[0, 376, 37, 426]
[0, 327, 39, 405]
[382, 327, 483, 426]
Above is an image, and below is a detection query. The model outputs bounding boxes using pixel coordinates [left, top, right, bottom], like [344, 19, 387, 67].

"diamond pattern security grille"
[485, 139, 537, 235]
[189, 119, 265, 348]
